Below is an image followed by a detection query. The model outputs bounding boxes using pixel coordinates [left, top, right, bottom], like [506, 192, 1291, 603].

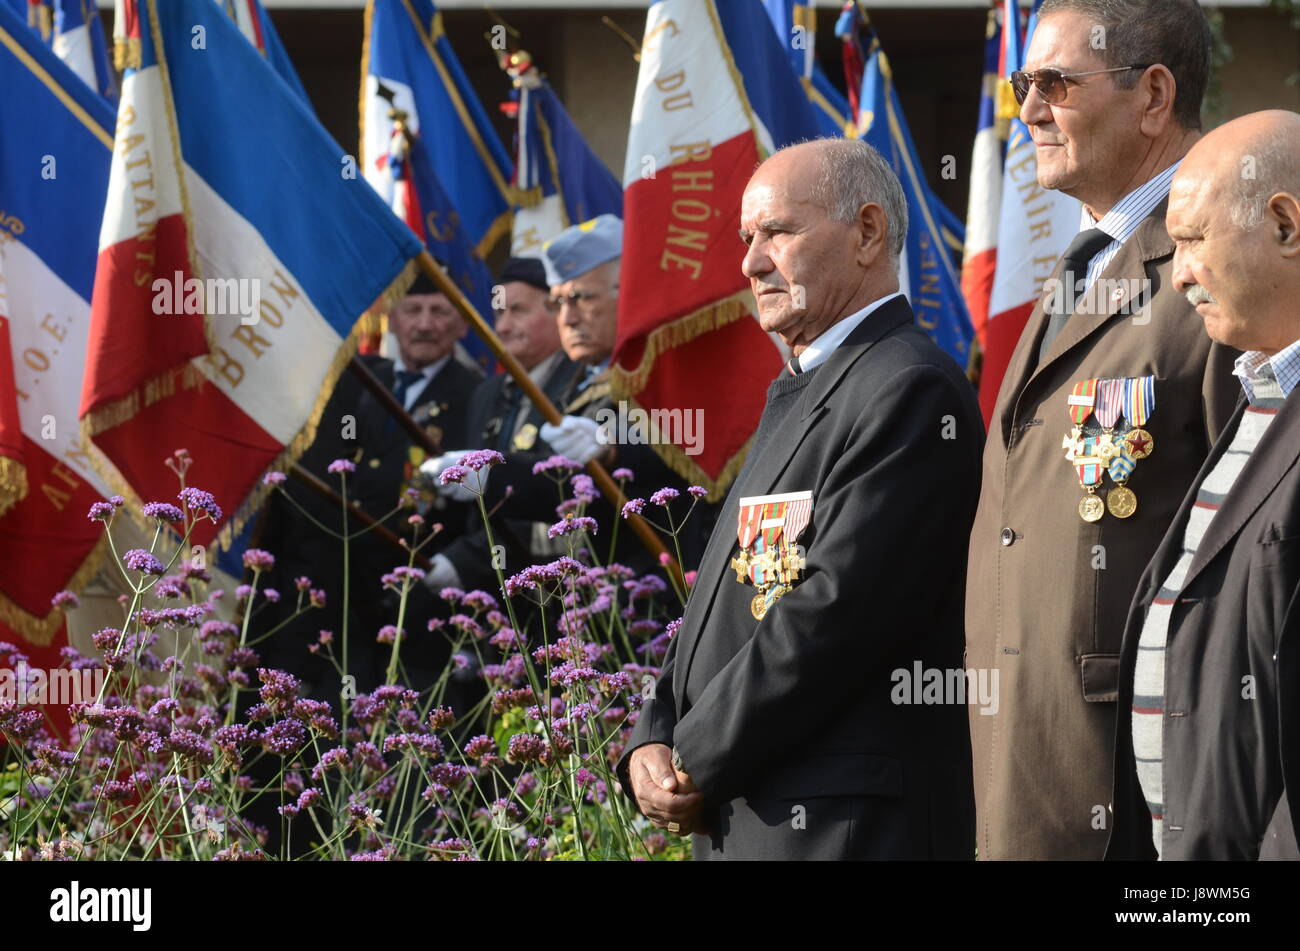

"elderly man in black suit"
[1107, 110, 1300, 860]
[615, 138, 984, 860]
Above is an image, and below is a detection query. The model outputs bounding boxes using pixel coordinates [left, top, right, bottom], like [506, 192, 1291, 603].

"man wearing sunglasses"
[965, 0, 1240, 860]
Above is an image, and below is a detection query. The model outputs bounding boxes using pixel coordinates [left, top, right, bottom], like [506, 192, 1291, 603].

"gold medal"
[730, 551, 751, 584]
[752, 584, 790, 619]
[1079, 493, 1105, 522]
[1107, 484, 1137, 518]
[512, 423, 538, 451]
[1124, 428, 1153, 459]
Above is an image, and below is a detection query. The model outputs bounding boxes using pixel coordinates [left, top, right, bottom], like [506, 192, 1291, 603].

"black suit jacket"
[1107, 389, 1300, 860]
[618, 296, 983, 860]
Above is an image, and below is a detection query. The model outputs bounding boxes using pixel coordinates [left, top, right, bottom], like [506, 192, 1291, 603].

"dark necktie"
[391, 369, 424, 411]
[496, 378, 524, 452]
[787, 353, 802, 376]
[1037, 227, 1114, 363]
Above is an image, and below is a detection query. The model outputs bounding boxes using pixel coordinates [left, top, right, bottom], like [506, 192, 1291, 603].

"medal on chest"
[729, 491, 812, 619]
[1061, 375, 1156, 522]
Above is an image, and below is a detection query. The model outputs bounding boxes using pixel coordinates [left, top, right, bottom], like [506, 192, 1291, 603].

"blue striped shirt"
[1079, 162, 1182, 293]
[1234, 336, 1300, 405]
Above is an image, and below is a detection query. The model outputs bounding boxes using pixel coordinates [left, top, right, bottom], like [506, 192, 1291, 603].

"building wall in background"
[249, 7, 1300, 238]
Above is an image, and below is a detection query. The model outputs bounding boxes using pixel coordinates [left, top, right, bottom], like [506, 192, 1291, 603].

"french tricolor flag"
[613, 0, 819, 495]
[977, 0, 1079, 421]
[0, 0, 117, 685]
[81, 0, 423, 549]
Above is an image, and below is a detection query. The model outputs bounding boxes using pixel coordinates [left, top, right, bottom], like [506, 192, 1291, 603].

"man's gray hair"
[803, 138, 909, 264]
[1037, 0, 1212, 130]
[1228, 130, 1300, 231]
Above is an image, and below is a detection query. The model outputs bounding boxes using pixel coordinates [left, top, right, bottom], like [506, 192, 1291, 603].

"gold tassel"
[607, 290, 760, 496]
[0, 535, 111, 646]
[0, 455, 28, 517]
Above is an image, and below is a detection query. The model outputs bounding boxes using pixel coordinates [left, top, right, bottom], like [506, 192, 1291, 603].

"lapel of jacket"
[1180, 389, 1300, 593]
[999, 198, 1174, 444]
[359, 360, 403, 456]
[673, 296, 914, 699]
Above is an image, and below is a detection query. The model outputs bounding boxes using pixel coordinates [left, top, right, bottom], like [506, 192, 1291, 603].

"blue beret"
[541, 214, 623, 286]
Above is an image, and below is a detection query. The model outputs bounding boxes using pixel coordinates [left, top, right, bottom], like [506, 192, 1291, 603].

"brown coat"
[965, 197, 1241, 859]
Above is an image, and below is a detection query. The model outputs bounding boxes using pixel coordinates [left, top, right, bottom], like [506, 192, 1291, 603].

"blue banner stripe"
[143, 0, 421, 335]
[0, 2, 114, 301]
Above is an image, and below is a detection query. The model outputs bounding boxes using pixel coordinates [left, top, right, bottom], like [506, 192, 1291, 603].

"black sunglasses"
[1010, 64, 1150, 106]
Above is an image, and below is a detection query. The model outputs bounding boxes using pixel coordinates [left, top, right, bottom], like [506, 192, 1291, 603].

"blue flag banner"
[506, 56, 622, 258]
[25, 0, 117, 102]
[857, 38, 975, 364]
[362, 0, 513, 260]
[82, 0, 424, 550]
[215, 0, 312, 107]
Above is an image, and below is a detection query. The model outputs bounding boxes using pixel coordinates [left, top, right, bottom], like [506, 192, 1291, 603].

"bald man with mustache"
[1107, 110, 1300, 861]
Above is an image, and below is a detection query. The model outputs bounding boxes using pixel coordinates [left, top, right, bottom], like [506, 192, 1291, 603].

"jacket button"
[1000, 527, 1016, 546]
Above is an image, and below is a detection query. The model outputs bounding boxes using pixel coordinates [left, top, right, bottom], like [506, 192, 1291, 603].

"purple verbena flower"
[327, 459, 356, 475]
[87, 501, 115, 521]
[458, 449, 505, 471]
[143, 501, 185, 522]
[621, 498, 645, 519]
[178, 487, 223, 521]
[123, 549, 165, 576]
[242, 548, 275, 572]
[649, 487, 680, 507]
[438, 465, 469, 485]
[507, 733, 547, 764]
[50, 590, 79, 610]
[548, 515, 598, 538]
[531, 455, 580, 476]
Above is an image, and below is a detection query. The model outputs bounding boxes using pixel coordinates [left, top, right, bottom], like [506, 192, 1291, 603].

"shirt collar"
[526, 350, 564, 386]
[393, 354, 449, 381]
[796, 291, 906, 373]
[1233, 336, 1300, 404]
[1080, 160, 1181, 244]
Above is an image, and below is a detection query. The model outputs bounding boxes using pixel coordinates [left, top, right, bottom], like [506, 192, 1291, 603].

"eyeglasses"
[547, 285, 618, 312]
[1009, 65, 1150, 106]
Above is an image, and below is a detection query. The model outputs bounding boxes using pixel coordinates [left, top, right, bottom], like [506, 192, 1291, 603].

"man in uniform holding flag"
[424, 216, 700, 579]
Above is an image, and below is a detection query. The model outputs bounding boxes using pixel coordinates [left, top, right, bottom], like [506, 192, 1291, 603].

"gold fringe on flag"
[113, 36, 141, 71]
[607, 289, 759, 496]
[475, 208, 513, 261]
[511, 184, 543, 209]
[0, 455, 27, 517]
[0, 535, 110, 646]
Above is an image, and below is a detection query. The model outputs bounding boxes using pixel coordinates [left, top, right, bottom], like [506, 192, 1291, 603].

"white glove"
[419, 450, 481, 502]
[419, 451, 465, 482]
[422, 553, 463, 592]
[539, 415, 604, 465]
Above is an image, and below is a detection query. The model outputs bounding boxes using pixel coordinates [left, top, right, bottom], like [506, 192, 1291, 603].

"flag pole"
[289, 463, 432, 570]
[411, 250, 680, 579]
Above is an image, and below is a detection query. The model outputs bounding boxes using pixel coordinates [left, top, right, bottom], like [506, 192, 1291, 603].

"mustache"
[1184, 285, 1216, 306]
